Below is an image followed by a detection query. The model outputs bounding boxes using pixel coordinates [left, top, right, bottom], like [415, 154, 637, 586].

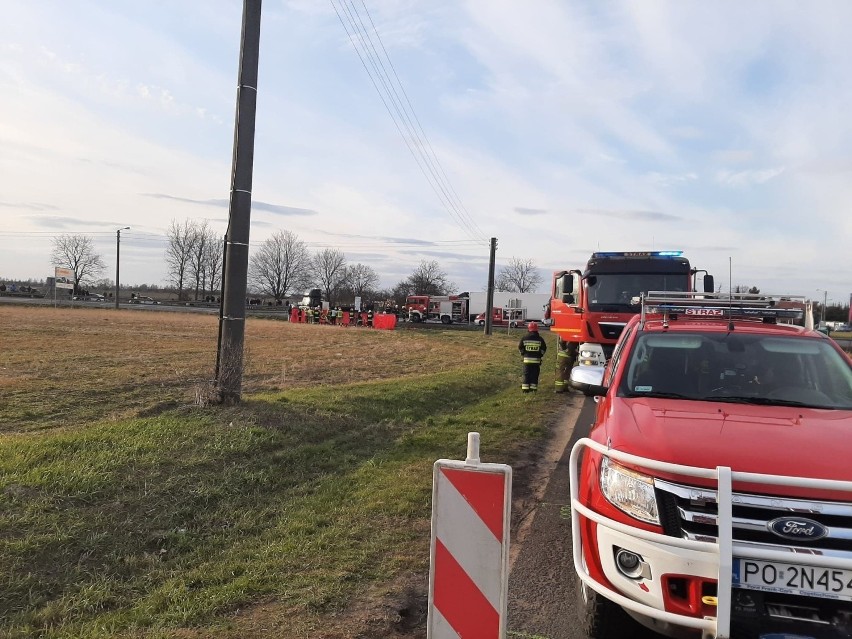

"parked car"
[73, 294, 106, 302]
[568, 292, 852, 639]
[129, 296, 158, 305]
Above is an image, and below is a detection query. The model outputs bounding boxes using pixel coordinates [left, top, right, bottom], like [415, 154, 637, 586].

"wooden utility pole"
[485, 237, 497, 335]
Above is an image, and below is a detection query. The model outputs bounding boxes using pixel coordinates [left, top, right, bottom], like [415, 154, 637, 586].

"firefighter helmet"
[528, 322, 538, 332]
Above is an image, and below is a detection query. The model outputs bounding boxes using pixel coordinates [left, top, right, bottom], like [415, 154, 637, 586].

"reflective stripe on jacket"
[518, 332, 547, 363]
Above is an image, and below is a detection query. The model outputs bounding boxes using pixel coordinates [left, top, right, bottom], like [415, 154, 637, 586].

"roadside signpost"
[427, 432, 512, 639]
[54, 267, 74, 307]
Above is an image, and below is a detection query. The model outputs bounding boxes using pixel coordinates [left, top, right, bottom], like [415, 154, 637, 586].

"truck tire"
[441, 316, 451, 324]
[577, 575, 641, 639]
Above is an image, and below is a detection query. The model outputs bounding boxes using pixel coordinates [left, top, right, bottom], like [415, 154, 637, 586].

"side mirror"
[569, 365, 608, 397]
[703, 275, 715, 293]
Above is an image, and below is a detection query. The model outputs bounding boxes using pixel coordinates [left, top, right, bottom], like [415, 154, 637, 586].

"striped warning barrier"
[427, 432, 512, 639]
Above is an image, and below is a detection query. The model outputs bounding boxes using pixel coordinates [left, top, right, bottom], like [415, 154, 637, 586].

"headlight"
[599, 457, 659, 525]
[578, 343, 605, 366]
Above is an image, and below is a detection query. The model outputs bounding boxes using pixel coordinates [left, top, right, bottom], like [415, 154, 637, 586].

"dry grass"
[0, 306, 491, 433]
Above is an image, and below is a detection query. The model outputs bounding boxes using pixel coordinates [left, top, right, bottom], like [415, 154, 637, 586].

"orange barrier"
[372, 313, 397, 330]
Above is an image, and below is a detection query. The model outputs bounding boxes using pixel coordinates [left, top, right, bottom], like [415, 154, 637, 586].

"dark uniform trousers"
[554, 341, 578, 392]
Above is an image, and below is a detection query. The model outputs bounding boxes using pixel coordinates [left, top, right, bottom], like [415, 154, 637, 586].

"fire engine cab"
[550, 251, 713, 392]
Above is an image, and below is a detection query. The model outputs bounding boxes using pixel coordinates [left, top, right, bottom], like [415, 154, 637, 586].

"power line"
[355, 0, 485, 241]
[329, 0, 487, 244]
[341, 0, 482, 241]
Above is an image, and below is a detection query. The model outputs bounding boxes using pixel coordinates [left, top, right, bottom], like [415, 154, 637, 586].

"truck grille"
[597, 322, 626, 341]
[655, 479, 852, 556]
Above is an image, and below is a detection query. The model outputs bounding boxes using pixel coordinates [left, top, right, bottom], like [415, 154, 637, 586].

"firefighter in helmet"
[518, 322, 547, 392]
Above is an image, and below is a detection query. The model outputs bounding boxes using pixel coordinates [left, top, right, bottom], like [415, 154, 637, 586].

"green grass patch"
[0, 328, 564, 638]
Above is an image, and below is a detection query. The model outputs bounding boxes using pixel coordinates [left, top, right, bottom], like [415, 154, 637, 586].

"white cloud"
[647, 172, 698, 187]
[716, 167, 786, 187]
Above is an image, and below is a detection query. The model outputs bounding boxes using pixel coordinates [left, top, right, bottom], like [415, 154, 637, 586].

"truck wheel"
[441, 316, 451, 324]
[577, 576, 641, 639]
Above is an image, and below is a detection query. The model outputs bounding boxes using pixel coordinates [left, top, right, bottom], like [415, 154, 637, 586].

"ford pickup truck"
[568, 292, 852, 639]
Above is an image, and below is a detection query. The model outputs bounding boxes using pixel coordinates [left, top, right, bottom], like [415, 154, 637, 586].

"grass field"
[0, 306, 566, 639]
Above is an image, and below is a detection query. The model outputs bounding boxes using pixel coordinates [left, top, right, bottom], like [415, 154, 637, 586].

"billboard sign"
[55, 267, 74, 290]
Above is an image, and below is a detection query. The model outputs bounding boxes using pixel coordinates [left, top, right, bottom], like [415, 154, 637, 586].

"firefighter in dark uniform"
[518, 322, 547, 392]
[554, 339, 578, 392]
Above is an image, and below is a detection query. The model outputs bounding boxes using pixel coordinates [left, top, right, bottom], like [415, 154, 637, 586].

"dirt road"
[507, 393, 591, 638]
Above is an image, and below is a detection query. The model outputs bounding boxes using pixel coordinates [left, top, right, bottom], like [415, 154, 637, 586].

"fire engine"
[405, 294, 468, 324]
[474, 306, 530, 328]
[550, 251, 713, 391]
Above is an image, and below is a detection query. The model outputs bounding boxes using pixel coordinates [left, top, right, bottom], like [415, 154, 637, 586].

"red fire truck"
[405, 294, 468, 324]
[550, 251, 713, 390]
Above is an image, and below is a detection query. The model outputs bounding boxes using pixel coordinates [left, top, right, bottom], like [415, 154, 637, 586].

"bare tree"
[311, 248, 347, 306]
[203, 233, 224, 299]
[405, 260, 455, 295]
[165, 219, 198, 301]
[186, 221, 216, 301]
[51, 234, 105, 293]
[733, 285, 760, 294]
[344, 263, 380, 301]
[249, 230, 311, 301]
[390, 280, 415, 306]
[496, 257, 543, 293]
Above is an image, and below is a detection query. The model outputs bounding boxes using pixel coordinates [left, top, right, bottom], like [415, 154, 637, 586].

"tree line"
[48, 219, 545, 304]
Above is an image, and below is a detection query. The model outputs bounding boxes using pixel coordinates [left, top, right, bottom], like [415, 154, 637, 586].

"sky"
[1, 0, 851, 306]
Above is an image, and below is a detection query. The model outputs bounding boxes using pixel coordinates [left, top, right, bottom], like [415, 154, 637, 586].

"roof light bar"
[592, 250, 684, 258]
[639, 291, 806, 326]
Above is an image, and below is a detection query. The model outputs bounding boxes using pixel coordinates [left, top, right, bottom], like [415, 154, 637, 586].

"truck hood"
[607, 397, 852, 488]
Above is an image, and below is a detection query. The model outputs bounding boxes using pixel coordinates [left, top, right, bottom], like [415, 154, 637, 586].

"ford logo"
[767, 517, 828, 541]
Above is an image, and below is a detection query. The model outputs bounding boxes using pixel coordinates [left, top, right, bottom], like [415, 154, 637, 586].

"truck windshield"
[587, 274, 687, 312]
[619, 332, 852, 409]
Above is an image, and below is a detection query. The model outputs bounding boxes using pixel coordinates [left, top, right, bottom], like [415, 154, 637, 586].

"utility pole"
[484, 237, 497, 336]
[215, 0, 262, 404]
[115, 226, 129, 309]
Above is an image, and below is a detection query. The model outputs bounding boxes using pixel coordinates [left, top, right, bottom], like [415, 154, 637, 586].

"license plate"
[733, 559, 852, 602]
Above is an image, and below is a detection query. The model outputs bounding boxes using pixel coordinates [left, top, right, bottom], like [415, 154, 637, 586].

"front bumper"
[570, 438, 852, 639]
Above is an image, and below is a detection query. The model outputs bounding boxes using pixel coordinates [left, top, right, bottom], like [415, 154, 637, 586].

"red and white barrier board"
[427, 433, 512, 639]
